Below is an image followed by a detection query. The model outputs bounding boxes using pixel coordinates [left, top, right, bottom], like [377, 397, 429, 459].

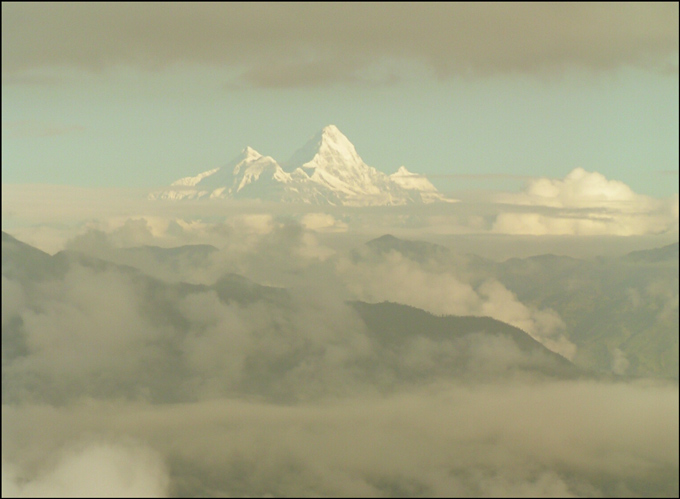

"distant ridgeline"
[2, 231, 590, 406]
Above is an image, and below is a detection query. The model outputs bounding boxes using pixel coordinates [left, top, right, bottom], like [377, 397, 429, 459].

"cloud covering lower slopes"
[2, 227, 678, 496]
[494, 168, 679, 236]
[2, 442, 169, 498]
[337, 248, 576, 360]
[2, 3, 677, 85]
[2, 383, 678, 497]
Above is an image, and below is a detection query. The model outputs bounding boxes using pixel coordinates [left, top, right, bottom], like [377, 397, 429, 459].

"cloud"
[2, 207, 678, 496]
[55, 213, 340, 288]
[1, 276, 25, 327]
[1, 246, 370, 403]
[11, 265, 171, 402]
[3, 182, 677, 261]
[645, 279, 680, 324]
[233, 58, 379, 89]
[497, 168, 644, 209]
[493, 169, 679, 236]
[611, 348, 630, 376]
[301, 212, 348, 233]
[2, 4, 677, 86]
[336, 248, 576, 359]
[1, 442, 169, 498]
[2, 382, 677, 497]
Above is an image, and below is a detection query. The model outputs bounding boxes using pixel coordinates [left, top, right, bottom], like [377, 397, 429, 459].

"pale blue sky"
[2, 3, 678, 198]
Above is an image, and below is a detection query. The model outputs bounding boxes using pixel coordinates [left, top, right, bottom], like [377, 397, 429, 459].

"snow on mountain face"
[171, 168, 220, 187]
[152, 147, 291, 201]
[286, 125, 393, 202]
[287, 125, 361, 171]
[390, 166, 455, 204]
[151, 125, 455, 205]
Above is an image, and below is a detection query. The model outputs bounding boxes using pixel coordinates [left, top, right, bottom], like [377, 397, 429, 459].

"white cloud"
[1, 442, 168, 498]
[477, 280, 575, 360]
[3, 181, 676, 260]
[336, 250, 576, 359]
[515, 168, 640, 208]
[493, 169, 679, 236]
[301, 212, 348, 233]
[229, 214, 274, 235]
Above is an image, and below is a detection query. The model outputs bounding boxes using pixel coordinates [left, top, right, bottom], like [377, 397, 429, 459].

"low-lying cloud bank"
[2, 381, 678, 497]
[2, 442, 169, 498]
[3, 228, 678, 496]
[3, 168, 677, 257]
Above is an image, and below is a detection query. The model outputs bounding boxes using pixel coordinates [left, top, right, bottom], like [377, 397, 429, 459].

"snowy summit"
[151, 125, 456, 206]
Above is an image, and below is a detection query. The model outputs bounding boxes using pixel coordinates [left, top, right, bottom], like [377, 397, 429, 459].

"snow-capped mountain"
[389, 166, 451, 203]
[151, 125, 456, 206]
[159, 146, 291, 201]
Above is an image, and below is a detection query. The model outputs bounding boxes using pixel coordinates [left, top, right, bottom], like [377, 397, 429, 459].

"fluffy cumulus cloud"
[2, 3, 677, 85]
[498, 168, 649, 209]
[493, 168, 679, 236]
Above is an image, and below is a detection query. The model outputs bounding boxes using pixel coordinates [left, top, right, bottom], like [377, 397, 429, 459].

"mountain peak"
[154, 125, 454, 205]
[394, 166, 413, 176]
[286, 125, 362, 171]
[317, 124, 355, 153]
[318, 124, 348, 143]
[242, 146, 262, 160]
[321, 124, 341, 135]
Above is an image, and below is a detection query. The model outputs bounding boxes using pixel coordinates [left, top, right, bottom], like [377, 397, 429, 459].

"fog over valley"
[2, 218, 678, 496]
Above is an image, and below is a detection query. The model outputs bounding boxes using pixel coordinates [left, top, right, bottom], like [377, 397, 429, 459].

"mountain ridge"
[2, 231, 588, 405]
[151, 125, 456, 206]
